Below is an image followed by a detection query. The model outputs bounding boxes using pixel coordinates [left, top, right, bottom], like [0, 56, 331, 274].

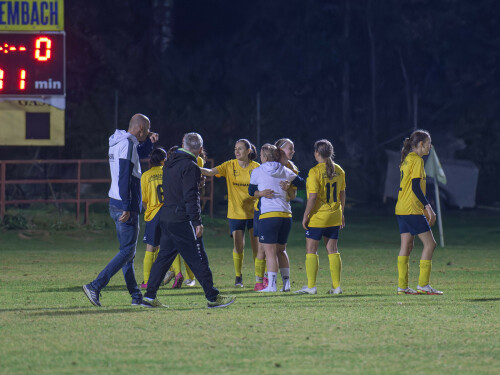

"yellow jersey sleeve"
[307, 163, 345, 228]
[395, 153, 426, 215]
[215, 160, 230, 177]
[197, 157, 205, 168]
[141, 166, 164, 221]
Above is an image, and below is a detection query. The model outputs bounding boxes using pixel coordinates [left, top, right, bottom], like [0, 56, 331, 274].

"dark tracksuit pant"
[145, 218, 219, 302]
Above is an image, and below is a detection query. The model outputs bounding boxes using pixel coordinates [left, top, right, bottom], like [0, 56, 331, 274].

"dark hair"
[400, 129, 431, 166]
[167, 145, 179, 160]
[149, 147, 167, 167]
[236, 139, 257, 160]
[314, 139, 336, 179]
[260, 143, 281, 162]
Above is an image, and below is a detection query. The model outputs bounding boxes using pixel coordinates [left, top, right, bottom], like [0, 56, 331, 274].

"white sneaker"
[257, 286, 277, 293]
[397, 287, 418, 295]
[294, 286, 317, 295]
[184, 279, 196, 287]
[417, 284, 443, 295]
[280, 279, 291, 292]
[161, 271, 175, 286]
[328, 286, 343, 295]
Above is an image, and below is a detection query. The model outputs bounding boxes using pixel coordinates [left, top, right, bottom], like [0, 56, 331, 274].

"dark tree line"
[3, 0, 499, 205]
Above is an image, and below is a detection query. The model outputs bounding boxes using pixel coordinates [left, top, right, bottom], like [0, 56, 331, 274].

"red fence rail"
[0, 159, 214, 224]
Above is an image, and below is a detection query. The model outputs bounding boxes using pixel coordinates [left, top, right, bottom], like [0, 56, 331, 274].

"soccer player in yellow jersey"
[395, 130, 442, 295]
[200, 139, 260, 287]
[295, 139, 346, 295]
[140, 148, 167, 289]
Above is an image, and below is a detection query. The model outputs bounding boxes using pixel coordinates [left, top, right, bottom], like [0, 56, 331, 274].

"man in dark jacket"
[142, 132, 235, 308]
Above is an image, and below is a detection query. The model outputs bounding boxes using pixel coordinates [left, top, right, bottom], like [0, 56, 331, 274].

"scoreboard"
[0, 32, 65, 96]
[0, 0, 65, 146]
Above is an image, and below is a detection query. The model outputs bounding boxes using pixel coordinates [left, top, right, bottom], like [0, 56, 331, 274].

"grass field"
[0, 207, 499, 374]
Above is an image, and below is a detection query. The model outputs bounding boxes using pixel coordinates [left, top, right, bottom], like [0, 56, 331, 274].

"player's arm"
[411, 178, 436, 226]
[200, 167, 219, 176]
[302, 193, 317, 230]
[339, 190, 346, 229]
[249, 184, 274, 198]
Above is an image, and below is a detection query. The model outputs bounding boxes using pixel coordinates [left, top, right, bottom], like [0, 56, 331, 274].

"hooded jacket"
[108, 129, 152, 212]
[161, 149, 202, 226]
[249, 161, 298, 214]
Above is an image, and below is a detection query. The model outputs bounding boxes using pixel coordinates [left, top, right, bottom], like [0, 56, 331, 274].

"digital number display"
[0, 32, 65, 96]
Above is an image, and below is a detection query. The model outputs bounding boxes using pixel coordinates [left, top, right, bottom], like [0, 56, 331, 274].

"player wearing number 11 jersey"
[295, 139, 346, 295]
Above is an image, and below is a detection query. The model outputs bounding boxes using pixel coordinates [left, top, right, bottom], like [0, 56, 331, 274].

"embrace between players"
[83, 113, 442, 309]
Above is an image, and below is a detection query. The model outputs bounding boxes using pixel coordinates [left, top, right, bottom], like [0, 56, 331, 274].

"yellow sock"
[172, 254, 182, 275]
[184, 260, 195, 280]
[264, 263, 268, 274]
[255, 258, 266, 280]
[143, 251, 155, 284]
[418, 260, 432, 287]
[398, 256, 410, 289]
[153, 248, 159, 262]
[233, 251, 243, 277]
[305, 254, 319, 288]
[328, 253, 342, 289]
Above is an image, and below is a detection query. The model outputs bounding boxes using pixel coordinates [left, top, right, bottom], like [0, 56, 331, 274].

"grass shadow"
[467, 297, 500, 302]
[40, 285, 132, 293]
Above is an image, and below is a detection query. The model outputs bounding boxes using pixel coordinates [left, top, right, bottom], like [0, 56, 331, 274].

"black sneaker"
[235, 276, 243, 287]
[83, 284, 101, 307]
[131, 296, 143, 306]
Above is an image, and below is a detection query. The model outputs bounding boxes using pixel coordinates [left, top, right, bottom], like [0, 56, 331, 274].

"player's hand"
[148, 132, 159, 143]
[425, 205, 436, 226]
[341, 214, 345, 229]
[119, 211, 130, 223]
[195, 224, 204, 238]
[260, 189, 275, 199]
[280, 180, 291, 191]
[302, 216, 310, 231]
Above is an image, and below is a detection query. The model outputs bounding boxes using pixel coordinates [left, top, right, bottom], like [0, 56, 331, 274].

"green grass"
[0, 208, 499, 374]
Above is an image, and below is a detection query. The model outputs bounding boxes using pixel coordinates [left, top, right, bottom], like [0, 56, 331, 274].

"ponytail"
[400, 138, 412, 166]
[400, 129, 431, 166]
[325, 157, 336, 180]
[314, 139, 337, 179]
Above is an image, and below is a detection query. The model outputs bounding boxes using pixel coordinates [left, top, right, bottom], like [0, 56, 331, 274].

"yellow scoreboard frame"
[0, 0, 65, 146]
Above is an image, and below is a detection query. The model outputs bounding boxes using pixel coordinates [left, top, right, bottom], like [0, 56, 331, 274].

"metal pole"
[256, 92, 261, 151]
[434, 178, 445, 248]
[114, 90, 119, 129]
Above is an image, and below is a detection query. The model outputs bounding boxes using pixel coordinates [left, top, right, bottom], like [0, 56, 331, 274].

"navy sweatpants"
[145, 219, 219, 302]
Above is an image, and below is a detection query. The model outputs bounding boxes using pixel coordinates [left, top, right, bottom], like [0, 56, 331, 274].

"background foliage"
[1, 0, 498, 204]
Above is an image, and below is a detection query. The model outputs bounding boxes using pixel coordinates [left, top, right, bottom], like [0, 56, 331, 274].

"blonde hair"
[314, 139, 336, 179]
[260, 143, 281, 162]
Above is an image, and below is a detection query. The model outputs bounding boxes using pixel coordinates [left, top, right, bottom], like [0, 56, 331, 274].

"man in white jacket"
[83, 114, 158, 307]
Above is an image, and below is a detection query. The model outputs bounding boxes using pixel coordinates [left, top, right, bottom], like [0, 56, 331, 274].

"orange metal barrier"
[0, 158, 214, 224]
